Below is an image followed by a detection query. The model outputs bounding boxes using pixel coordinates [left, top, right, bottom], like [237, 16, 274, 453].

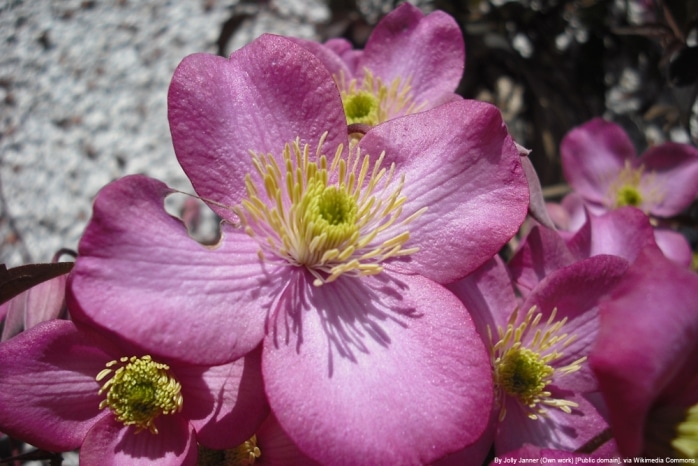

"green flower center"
[237, 134, 426, 286]
[96, 355, 183, 434]
[343, 91, 380, 126]
[674, 403, 698, 460]
[607, 161, 664, 212]
[489, 306, 585, 421]
[616, 185, 643, 207]
[336, 68, 425, 129]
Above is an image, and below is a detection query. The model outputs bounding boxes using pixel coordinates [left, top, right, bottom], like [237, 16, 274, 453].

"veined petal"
[263, 270, 492, 466]
[180, 346, 268, 449]
[0, 320, 116, 451]
[561, 118, 635, 205]
[168, 34, 348, 217]
[360, 100, 528, 283]
[360, 3, 465, 106]
[639, 142, 698, 217]
[69, 175, 272, 365]
[79, 415, 197, 466]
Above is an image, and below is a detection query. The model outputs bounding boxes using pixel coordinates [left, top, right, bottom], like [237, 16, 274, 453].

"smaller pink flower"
[561, 118, 698, 218]
[0, 320, 268, 466]
[292, 3, 464, 127]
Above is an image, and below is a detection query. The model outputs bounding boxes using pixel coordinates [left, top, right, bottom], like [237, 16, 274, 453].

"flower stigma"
[236, 133, 426, 287]
[335, 68, 426, 128]
[225, 435, 262, 466]
[96, 355, 183, 434]
[488, 306, 586, 421]
[606, 161, 664, 212]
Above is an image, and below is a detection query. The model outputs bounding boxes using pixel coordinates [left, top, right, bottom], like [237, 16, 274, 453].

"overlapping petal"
[590, 246, 698, 456]
[168, 34, 348, 218]
[639, 142, 698, 217]
[262, 270, 492, 466]
[69, 175, 273, 365]
[359, 99, 528, 284]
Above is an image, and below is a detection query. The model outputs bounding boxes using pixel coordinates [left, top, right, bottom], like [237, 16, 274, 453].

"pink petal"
[180, 346, 269, 449]
[0, 320, 116, 451]
[80, 415, 197, 466]
[288, 37, 354, 81]
[360, 100, 528, 284]
[561, 118, 635, 205]
[496, 394, 608, 454]
[590, 246, 698, 457]
[448, 255, 520, 337]
[519, 255, 630, 393]
[168, 34, 348, 219]
[360, 3, 465, 107]
[254, 414, 323, 466]
[1, 274, 67, 341]
[653, 227, 693, 267]
[69, 175, 272, 365]
[640, 142, 698, 217]
[509, 225, 576, 296]
[263, 270, 493, 465]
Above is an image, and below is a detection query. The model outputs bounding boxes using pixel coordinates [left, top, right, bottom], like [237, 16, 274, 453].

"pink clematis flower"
[448, 254, 629, 455]
[559, 118, 698, 266]
[292, 2, 464, 128]
[590, 245, 698, 460]
[0, 320, 268, 466]
[68, 34, 529, 464]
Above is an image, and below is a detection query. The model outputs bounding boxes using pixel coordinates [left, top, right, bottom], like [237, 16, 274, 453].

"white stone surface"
[0, 0, 327, 267]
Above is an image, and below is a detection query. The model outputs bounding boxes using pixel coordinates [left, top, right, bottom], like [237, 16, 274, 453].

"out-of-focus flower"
[590, 246, 698, 460]
[0, 320, 267, 466]
[292, 3, 464, 128]
[68, 34, 529, 465]
[561, 118, 698, 217]
[448, 254, 628, 454]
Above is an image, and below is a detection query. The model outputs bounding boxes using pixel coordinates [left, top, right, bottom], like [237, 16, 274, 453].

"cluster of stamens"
[96, 355, 183, 434]
[225, 435, 262, 465]
[236, 133, 425, 286]
[488, 306, 586, 421]
[336, 68, 425, 127]
[606, 160, 664, 212]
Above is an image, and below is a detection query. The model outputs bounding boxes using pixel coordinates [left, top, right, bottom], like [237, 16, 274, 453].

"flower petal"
[69, 175, 272, 365]
[640, 142, 698, 217]
[590, 246, 698, 457]
[0, 320, 115, 451]
[653, 227, 693, 267]
[263, 270, 493, 466]
[180, 346, 269, 449]
[168, 34, 348, 218]
[79, 415, 197, 466]
[360, 100, 528, 283]
[561, 118, 635, 205]
[360, 3, 465, 107]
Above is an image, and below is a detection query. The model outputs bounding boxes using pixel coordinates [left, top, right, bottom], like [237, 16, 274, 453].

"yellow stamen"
[96, 355, 183, 434]
[236, 133, 425, 286]
[489, 306, 585, 421]
[606, 161, 665, 212]
[225, 435, 262, 466]
[336, 68, 426, 127]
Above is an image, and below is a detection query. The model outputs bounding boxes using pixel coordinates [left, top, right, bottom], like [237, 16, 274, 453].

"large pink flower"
[590, 245, 698, 459]
[69, 34, 528, 464]
[0, 320, 267, 466]
[292, 3, 464, 127]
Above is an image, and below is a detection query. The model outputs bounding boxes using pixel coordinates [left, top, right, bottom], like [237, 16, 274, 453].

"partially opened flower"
[0, 320, 268, 466]
[590, 246, 698, 460]
[68, 34, 529, 464]
[448, 254, 628, 454]
[292, 3, 464, 128]
[561, 118, 698, 217]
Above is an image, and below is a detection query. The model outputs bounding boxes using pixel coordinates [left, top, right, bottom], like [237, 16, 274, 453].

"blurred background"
[1, 0, 696, 268]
